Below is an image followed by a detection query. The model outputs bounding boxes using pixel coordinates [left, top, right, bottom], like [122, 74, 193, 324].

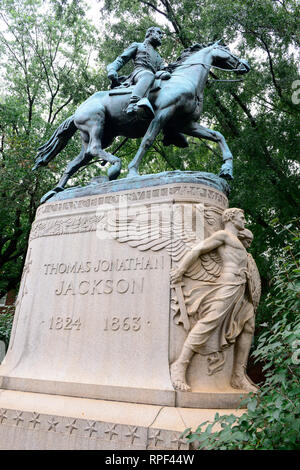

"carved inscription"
[49, 316, 81, 330]
[103, 316, 141, 332]
[42, 256, 164, 296]
[40, 255, 165, 338]
[36, 184, 228, 218]
[43, 256, 164, 274]
[54, 278, 144, 296]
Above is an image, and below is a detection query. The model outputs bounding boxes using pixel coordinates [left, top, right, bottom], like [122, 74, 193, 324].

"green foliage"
[0, 0, 101, 297]
[184, 221, 300, 450]
[100, 0, 300, 287]
[0, 313, 14, 349]
[1, 0, 299, 299]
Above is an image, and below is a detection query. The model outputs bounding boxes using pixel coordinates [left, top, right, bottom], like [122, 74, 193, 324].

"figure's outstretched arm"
[170, 231, 225, 283]
[107, 42, 138, 82]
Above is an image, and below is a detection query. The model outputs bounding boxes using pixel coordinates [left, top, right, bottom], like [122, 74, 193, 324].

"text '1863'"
[103, 316, 142, 332]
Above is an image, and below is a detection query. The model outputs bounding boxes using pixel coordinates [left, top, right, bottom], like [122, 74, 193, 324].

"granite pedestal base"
[0, 389, 244, 450]
[0, 172, 249, 449]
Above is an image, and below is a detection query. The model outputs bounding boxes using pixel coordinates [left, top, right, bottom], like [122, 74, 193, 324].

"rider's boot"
[126, 95, 140, 114]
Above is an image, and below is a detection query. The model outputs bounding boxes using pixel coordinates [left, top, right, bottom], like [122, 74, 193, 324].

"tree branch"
[50, 96, 73, 125]
[153, 143, 178, 170]
[139, 0, 169, 19]
[258, 35, 283, 98]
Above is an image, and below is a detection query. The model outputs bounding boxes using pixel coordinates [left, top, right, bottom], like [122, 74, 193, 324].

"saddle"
[108, 78, 188, 149]
[109, 79, 162, 95]
[108, 79, 162, 118]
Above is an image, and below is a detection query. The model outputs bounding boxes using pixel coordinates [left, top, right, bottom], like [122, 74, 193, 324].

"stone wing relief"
[103, 203, 223, 333]
[104, 203, 198, 256]
[103, 204, 261, 393]
[203, 207, 223, 236]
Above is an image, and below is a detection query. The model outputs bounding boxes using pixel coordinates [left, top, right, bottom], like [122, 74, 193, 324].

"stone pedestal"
[0, 172, 247, 450]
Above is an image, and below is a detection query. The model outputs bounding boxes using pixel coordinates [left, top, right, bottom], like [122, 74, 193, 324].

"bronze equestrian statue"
[33, 30, 250, 203]
[107, 26, 171, 115]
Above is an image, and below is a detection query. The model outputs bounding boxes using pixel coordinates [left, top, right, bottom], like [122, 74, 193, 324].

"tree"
[0, 0, 101, 297]
[99, 0, 300, 284]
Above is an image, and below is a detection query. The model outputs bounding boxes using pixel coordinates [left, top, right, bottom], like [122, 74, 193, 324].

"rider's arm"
[155, 57, 171, 80]
[157, 56, 166, 70]
[107, 42, 138, 75]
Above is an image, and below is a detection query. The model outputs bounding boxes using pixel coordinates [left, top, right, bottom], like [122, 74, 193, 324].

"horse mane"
[167, 42, 215, 71]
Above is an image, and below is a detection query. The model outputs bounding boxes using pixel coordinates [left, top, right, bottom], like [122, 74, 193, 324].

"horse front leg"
[182, 122, 234, 179]
[128, 108, 173, 177]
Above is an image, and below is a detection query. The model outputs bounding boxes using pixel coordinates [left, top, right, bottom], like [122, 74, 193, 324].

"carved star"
[13, 411, 24, 426]
[104, 423, 118, 440]
[149, 429, 164, 447]
[29, 412, 41, 428]
[48, 417, 59, 431]
[66, 419, 78, 434]
[0, 409, 8, 423]
[171, 433, 188, 449]
[125, 426, 140, 444]
[84, 421, 97, 437]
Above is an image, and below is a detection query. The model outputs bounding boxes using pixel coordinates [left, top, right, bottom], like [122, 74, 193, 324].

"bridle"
[172, 45, 249, 74]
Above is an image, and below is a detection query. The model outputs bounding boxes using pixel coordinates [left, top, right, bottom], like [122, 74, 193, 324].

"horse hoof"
[40, 186, 64, 204]
[219, 172, 233, 181]
[40, 190, 58, 204]
[219, 170, 234, 181]
[107, 163, 121, 181]
[219, 162, 233, 180]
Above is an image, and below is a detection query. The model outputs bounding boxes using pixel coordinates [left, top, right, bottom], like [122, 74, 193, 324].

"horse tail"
[32, 115, 77, 170]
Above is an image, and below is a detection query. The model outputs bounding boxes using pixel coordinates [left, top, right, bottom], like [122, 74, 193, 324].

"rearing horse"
[34, 42, 250, 202]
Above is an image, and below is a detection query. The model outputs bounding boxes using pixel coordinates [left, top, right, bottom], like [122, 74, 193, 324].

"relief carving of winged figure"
[103, 204, 261, 393]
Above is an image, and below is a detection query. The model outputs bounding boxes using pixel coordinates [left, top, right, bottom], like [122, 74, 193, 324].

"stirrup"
[126, 102, 138, 114]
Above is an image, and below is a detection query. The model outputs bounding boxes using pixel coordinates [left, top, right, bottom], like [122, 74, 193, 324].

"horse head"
[211, 41, 250, 74]
[170, 41, 250, 76]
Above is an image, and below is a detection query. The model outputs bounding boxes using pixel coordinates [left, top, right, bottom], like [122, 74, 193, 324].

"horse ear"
[210, 39, 221, 49]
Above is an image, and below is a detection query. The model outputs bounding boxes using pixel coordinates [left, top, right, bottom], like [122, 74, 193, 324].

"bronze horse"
[33, 42, 250, 202]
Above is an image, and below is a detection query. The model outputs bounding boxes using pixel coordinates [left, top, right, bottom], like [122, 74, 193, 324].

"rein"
[174, 61, 247, 73]
[171, 58, 247, 84]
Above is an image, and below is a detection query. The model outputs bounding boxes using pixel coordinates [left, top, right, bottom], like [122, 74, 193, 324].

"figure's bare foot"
[107, 161, 121, 180]
[231, 373, 258, 393]
[170, 361, 190, 392]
